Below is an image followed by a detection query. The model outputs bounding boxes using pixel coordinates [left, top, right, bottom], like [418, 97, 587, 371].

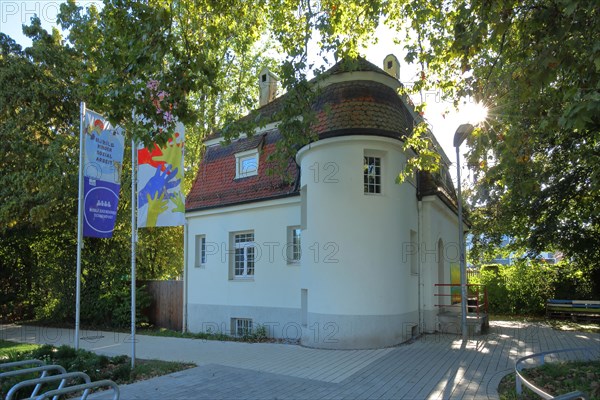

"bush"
[503, 260, 554, 314]
[106, 284, 152, 328]
[81, 283, 152, 328]
[474, 260, 593, 316]
[473, 266, 511, 314]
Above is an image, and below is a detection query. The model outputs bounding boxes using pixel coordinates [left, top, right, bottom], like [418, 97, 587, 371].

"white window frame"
[195, 234, 206, 268]
[231, 318, 253, 337]
[287, 226, 301, 264]
[235, 149, 259, 178]
[364, 153, 382, 194]
[231, 231, 255, 279]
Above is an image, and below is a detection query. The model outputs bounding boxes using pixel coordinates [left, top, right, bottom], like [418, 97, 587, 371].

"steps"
[438, 311, 489, 335]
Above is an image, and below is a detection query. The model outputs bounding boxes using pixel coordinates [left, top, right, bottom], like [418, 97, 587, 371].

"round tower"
[297, 67, 422, 349]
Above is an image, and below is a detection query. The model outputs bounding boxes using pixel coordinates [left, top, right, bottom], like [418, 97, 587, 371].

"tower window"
[364, 156, 382, 194]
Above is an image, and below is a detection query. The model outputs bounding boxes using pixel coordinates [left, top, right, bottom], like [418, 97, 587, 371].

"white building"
[184, 56, 462, 349]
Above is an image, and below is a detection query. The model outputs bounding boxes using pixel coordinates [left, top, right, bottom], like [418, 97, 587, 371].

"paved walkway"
[1, 321, 598, 399]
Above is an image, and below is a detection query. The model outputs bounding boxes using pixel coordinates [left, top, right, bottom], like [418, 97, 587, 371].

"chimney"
[383, 54, 400, 80]
[259, 67, 279, 106]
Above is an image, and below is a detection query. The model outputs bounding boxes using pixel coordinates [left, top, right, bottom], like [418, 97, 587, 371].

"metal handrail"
[515, 347, 596, 399]
[434, 283, 488, 316]
[6, 371, 91, 400]
[34, 379, 120, 400]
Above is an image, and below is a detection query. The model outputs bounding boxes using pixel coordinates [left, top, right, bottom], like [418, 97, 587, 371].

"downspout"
[182, 220, 188, 333]
[417, 199, 423, 333]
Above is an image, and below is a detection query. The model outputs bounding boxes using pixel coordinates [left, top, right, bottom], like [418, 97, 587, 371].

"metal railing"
[1, 359, 120, 400]
[6, 371, 91, 400]
[434, 283, 488, 316]
[515, 347, 597, 400]
[34, 380, 120, 400]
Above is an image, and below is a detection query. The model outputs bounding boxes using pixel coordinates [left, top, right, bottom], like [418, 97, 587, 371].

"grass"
[0, 340, 41, 359]
[498, 360, 600, 400]
[138, 327, 234, 341]
[20, 320, 276, 343]
[137, 324, 278, 343]
[0, 340, 194, 399]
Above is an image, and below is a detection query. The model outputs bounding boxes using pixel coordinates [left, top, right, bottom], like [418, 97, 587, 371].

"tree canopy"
[404, 0, 599, 277]
[1, 0, 598, 323]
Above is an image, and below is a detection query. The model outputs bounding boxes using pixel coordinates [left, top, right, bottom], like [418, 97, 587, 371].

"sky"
[0, 2, 480, 181]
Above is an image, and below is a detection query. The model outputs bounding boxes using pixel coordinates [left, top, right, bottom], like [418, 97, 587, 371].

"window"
[235, 149, 259, 178]
[287, 226, 301, 263]
[195, 235, 206, 267]
[364, 156, 381, 194]
[231, 318, 253, 337]
[233, 232, 255, 278]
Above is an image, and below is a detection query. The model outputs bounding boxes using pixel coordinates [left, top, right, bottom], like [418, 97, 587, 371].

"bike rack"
[6, 371, 91, 400]
[1, 359, 120, 400]
[34, 379, 120, 400]
[1, 364, 67, 398]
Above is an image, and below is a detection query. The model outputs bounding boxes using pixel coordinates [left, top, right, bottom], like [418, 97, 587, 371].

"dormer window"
[235, 149, 259, 178]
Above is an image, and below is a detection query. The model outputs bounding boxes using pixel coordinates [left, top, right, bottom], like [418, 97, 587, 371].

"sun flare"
[461, 102, 489, 126]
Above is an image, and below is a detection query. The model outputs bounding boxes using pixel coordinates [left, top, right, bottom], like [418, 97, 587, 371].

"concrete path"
[1, 321, 598, 399]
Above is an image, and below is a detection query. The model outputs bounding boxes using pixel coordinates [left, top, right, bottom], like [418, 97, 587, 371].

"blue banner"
[82, 110, 124, 238]
[83, 178, 120, 238]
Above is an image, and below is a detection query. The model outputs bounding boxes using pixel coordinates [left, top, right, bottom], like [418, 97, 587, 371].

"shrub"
[474, 260, 594, 316]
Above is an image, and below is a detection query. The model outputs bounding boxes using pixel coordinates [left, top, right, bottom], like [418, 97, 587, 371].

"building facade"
[184, 56, 462, 349]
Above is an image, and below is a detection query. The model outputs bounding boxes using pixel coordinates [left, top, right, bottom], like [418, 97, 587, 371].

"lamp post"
[454, 123, 474, 340]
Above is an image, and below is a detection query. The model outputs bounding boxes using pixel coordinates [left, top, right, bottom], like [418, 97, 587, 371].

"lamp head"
[454, 123, 474, 147]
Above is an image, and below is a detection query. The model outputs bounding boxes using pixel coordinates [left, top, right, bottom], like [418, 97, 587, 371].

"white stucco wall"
[184, 136, 460, 348]
[296, 135, 421, 349]
[419, 196, 461, 332]
[185, 197, 302, 338]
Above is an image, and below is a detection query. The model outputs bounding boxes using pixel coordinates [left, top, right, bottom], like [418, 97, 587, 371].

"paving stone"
[1, 322, 598, 399]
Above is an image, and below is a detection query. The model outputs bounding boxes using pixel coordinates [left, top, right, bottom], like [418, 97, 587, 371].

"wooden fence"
[467, 269, 480, 283]
[141, 280, 183, 331]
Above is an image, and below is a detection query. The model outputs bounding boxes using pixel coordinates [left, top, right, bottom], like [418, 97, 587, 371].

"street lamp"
[454, 123, 474, 340]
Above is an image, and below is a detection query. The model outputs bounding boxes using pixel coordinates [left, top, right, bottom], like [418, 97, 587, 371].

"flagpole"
[131, 138, 137, 369]
[75, 102, 85, 350]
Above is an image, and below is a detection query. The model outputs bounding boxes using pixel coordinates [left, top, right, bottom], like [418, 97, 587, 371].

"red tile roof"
[187, 57, 458, 212]
[186, 131, 299, 211]
[312, 81, 414, 138]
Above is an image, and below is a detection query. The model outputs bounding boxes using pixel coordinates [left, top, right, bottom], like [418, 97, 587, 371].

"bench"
[546, 299, 600, 322]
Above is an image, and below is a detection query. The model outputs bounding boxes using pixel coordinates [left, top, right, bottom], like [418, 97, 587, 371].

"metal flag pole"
[75, 102, 86, 350]
[131, 138, 137, 369]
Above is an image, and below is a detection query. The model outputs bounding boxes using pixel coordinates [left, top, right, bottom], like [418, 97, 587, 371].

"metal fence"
[515, 347, 598, 400]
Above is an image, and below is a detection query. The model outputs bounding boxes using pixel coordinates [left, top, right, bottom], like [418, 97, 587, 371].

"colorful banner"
[450, 262, 461, 304]
[137, 122, 185, 228]
[82, 110, 125, 238]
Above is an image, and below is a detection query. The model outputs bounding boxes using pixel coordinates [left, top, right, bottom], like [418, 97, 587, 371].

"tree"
[0, 20, 181, 324]
[262, 0, 600, 293]
[394, 0, 599, 293]
[1, 1, 278, 323]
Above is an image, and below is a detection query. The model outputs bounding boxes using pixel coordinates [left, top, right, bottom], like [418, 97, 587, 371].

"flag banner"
[137, 122, 185, 228]
[82, 110, 125, 238]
